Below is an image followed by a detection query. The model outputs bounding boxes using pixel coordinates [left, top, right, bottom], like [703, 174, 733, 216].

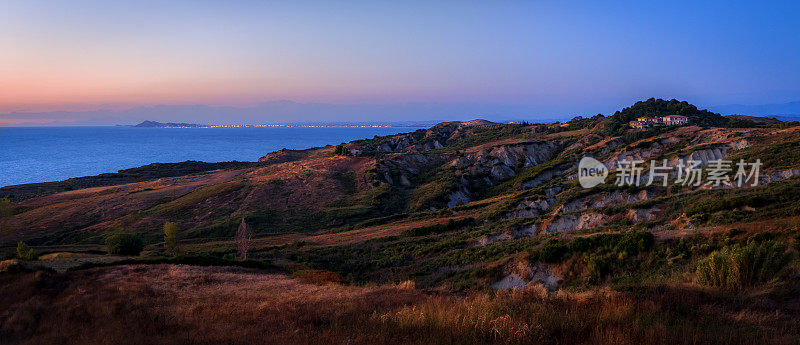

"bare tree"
[236, 218, 251, 260]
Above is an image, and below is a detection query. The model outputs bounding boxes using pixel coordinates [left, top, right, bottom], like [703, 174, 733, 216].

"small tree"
[16, 241, 36, 260]
[106, 233, 144, 256]
[334, 143, 349, 156]
[236, 218, 251, 260]
[163, 222, 179, 256]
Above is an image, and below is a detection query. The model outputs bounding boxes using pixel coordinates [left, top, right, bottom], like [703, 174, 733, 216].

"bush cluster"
[105, 233, 145, 256]
[532, 232, 656, 283]
[695, 241, 792, 290]
[16, 241, 37, 260]
[532, 231, 655, 264]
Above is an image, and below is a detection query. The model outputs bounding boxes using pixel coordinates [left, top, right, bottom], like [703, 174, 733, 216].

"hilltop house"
[629, 120, 646, 128]
[629, 115, 689, 128]
[347, 145, 363, 155]
[636, 117, 658, 125]
[661, 115, 689, 125]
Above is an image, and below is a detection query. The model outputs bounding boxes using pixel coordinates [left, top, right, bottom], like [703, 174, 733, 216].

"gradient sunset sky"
[1, 1, 799, 124]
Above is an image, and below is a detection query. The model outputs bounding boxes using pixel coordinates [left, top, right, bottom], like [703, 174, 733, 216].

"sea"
[0, 126, 422, 187]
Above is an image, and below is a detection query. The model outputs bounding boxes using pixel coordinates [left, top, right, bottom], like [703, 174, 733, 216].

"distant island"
[133, 120, 208, 128]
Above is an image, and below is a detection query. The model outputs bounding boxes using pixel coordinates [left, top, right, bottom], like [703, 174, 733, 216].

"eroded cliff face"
[451, 142, 560, 179]
[369, 135, 563, 209]
[376, 153, 453, 186]
[442, 143, 563, 207]
[555, 190, 651, 214]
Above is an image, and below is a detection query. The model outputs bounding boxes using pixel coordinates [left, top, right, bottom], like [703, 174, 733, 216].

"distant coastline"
[0, 125, 422, 187]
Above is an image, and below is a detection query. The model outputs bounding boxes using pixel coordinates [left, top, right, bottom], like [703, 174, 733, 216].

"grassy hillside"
[2, 99, 800, 344]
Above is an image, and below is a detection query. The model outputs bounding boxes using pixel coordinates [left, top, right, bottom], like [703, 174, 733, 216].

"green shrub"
[614, 231, 655, 257]
[16, 241, 37, 260]
[538, 239, 569, 263]
[568, 237, 594, 252]
[105, 233, 144, 256]
[334, 143, 349, 156]
[586, 255, 613, 282]
[696, 241, 792, 290]
[565, 231, 654, 257]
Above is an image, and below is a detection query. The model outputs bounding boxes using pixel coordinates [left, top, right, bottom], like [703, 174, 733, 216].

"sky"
[1, 1, 799, 125]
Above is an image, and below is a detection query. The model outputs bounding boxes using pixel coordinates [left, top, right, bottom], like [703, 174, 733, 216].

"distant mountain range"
[0, 101, 571, 127]
[710, 101, 800, 117]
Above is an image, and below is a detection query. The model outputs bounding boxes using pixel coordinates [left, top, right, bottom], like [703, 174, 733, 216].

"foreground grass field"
[1, 264, 798, 345]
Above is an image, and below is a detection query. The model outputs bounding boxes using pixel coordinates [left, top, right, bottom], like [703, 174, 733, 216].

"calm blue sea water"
[0, 126, 420, 187]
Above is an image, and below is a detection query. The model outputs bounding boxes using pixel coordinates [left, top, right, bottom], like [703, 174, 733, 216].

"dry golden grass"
[1, 265, 798, 345]
[1, 155, 374, 247]
[3, 169, 246, 243]
[0, 265, 425, 345]
[190, 216, 470, 253]
[305, 216, 467, 246]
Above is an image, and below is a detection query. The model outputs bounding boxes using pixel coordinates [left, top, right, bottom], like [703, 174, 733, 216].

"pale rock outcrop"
[491, 273, 527, 290]
[759, 168, 800, 184]
[542, 212, 607, 233]
[505, 199, 555, 219]
[557, 190, 650, 214]
[492, 262, 561, 290]
[447, 188, 471, 207]
[626, 207, 660, 223]
[477, 231, 513, 246]
[513, 225, 537, 237]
